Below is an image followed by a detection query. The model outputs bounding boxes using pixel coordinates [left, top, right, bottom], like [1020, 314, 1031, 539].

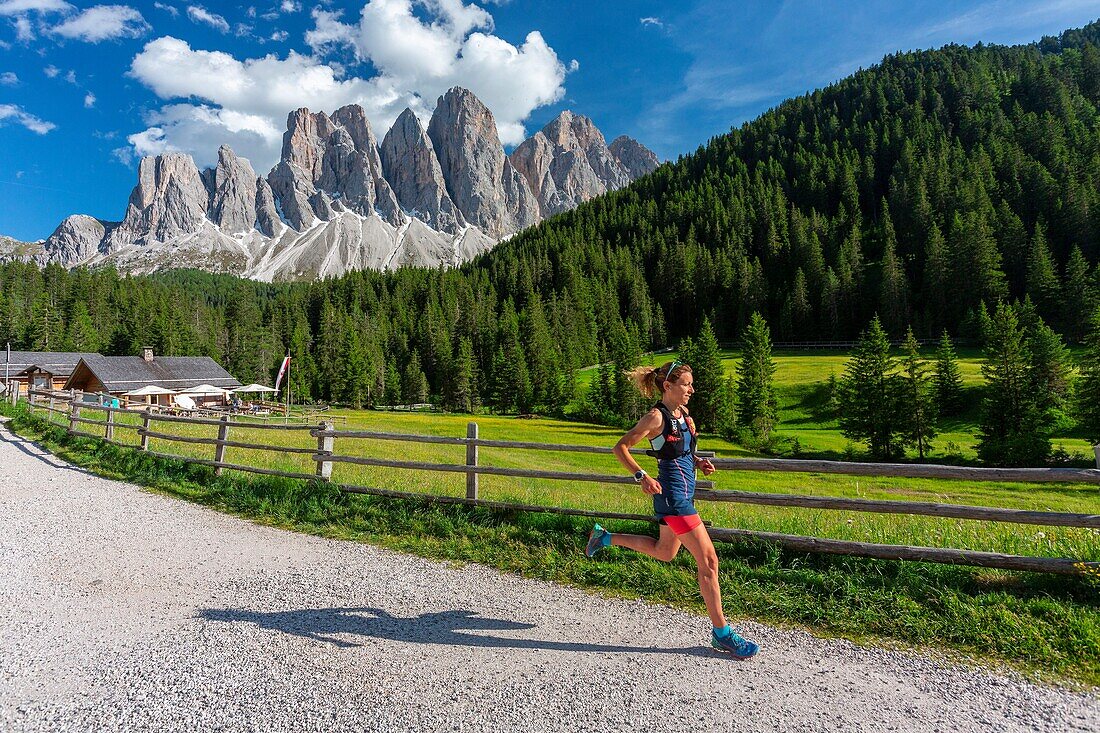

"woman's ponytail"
[624, 360, 691, 399]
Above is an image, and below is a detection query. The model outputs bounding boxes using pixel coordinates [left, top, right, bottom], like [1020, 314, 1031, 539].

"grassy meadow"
[574, 346, 1096, 463]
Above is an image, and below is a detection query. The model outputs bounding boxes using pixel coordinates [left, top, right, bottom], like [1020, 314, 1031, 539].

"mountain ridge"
[6, 87, 657, 281]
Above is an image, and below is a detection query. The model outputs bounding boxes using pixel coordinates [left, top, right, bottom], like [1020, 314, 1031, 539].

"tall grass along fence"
[22, 388, 1100, 577]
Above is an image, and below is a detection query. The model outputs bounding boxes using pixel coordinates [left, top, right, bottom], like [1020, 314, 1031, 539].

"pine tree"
[899, 327, 937, 459]
[1062, 245, 1093, 340]
[65, 301, 100, 353]
[736, 312, 778, 440]
[608, 317, 645, 422]
[683, 317, 735, 435]
[339, 324, 369, 409]
[838, 315, 904, 459]
[402, 350, 428, 405]
[976, 302, 1050, 466]
[445, 337, 476, 413]
[1026, 221, 1062, 327]
[932, 330, 964, 416]
[1075, 307, 1100, 443]
[385, 359, 402, 406]
[878, 205, 909, 335]
[1026, 318, 1072, 432]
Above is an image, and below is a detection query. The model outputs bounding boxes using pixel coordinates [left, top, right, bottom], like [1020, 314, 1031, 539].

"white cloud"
[153, 2, 178, 17]
[13, 14, 33, 39]
[186, 5, 229, 33]
[0, 71, 17, 84]
[304, 0, 566, 142]
[0, 0, 71, 15]
[280, 0, 299, 11]
[83, 91, 95, 107]
[43, 63, 58, 76]
[640, 16, 663, 27]
[64, 69, 75, 83]
[124, 2, 568, 170]
[51, 5, 149, 42]
[270, 29, 287, 41]
[0, 103, 56, 133]
[303, 8, 354, 52]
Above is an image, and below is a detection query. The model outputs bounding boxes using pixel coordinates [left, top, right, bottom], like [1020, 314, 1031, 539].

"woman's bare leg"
[676, 524, 727, 628]
[611, 523, 681, 562]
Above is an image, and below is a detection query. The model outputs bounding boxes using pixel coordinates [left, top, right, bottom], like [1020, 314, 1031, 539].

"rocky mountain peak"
[609, 135, 660, 179]
[109, 152, 209, 248]
[510, 110, 634, 218]
[206, 145, 259, 235]
[380, 108, 465, 234]
[428, 87, 539, 238]
[281, 108, 336, 183]
[41, 214, 113, 264]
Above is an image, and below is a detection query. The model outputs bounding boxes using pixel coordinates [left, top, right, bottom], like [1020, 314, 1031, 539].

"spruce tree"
[878, 204, 909, 335]
[838, 315, 904, 459]
[976, 302, 1050, 466]
[445, 337, 477, 413]
[899, 327, 937, 460]
[1026, 221, 1062, 327]
[1026, 318, 1072, 432]
[683, 317, 735, 436]
[1075, 307, 1100, 443]
[932, 330, 964, 416]
[737, 312, 778, 440]
[402, 350, 428, 405]
[339, 325, 369, 409]
[65, 301, 100, 353]
[1062, 245, 1093, 341]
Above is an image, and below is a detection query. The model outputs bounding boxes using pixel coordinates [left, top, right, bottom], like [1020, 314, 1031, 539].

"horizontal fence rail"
[693, 488, 1100, 528]
[16, 388, 1100, 576]
[712, 457, 1100, 484]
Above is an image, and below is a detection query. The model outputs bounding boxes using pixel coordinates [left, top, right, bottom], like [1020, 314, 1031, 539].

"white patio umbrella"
[233, 383, 278, 394]
[179, 384, 231, 396]
[123, 385, 177, 397]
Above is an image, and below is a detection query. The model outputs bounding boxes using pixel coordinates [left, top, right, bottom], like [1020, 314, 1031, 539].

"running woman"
[585, 360, 759, 659]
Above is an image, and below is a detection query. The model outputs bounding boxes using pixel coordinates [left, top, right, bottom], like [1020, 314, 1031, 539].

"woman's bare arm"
[613, 409, 664, 494]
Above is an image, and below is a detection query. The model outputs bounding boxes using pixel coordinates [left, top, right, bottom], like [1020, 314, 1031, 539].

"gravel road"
[0, 423, 1096, 732]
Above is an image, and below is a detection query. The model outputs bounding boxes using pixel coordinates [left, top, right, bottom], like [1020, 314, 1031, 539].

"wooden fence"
[18, 388, 1100, 576]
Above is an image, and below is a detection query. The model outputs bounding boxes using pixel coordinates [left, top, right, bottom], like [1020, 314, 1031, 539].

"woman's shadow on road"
[200, 606, 705, 656]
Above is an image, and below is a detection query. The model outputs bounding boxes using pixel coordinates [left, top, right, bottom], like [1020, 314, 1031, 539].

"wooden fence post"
[105, 408, 114, 442]
[68, 397, 80, 435]
[315, 421, 333, 480]
[48, 394, 55, 424]
[214, 415, 230, 475]
[140, 412, 151, 451]
[466, 421, 478, 500]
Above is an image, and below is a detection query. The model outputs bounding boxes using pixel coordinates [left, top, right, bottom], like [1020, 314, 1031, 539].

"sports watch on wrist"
[633, 469, 647, 483]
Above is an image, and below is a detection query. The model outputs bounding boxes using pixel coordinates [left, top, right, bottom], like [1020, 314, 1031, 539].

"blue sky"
[2, 0, 1100, 241]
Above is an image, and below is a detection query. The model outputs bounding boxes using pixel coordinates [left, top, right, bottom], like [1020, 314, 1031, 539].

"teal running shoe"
[585, 523, 611, 557]
[711, 628, 759, 659]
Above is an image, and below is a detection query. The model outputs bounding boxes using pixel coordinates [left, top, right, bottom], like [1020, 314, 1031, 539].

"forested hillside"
[4, 22, 1100, 417]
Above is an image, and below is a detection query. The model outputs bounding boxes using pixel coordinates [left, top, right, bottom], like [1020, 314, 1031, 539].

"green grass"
[574, 346, 1095, 463]
[7, 401, 1099, 688]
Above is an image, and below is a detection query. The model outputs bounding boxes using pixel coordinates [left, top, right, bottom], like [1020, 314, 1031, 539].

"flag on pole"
[275, 354, 291, 390]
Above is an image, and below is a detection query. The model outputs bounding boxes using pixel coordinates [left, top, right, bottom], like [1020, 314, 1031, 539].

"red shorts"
[661, 513, 702, 535]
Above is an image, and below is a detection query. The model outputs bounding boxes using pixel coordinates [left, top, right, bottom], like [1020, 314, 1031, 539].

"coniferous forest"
[6, 22, 1100, 434]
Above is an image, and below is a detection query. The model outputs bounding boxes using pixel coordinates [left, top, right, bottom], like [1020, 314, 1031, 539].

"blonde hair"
[625, 360, 692, 399]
